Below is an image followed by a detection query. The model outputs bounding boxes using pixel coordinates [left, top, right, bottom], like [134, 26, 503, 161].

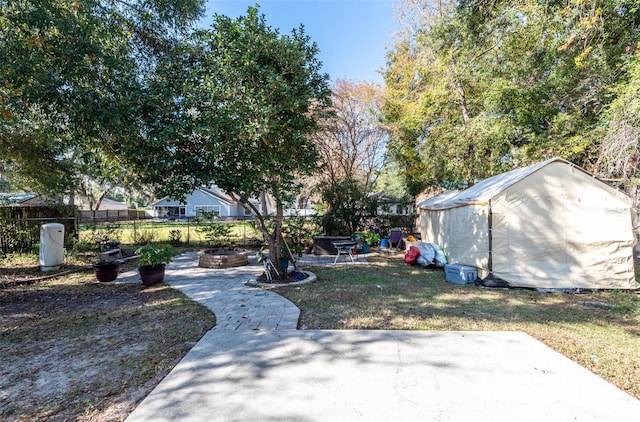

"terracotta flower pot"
[93, 262, 119, 282]
[139, 264, 166, 286]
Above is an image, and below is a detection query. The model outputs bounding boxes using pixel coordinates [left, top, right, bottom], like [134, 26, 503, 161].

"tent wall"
[491, 162, 636, 289]
[419, 204, 490, 276]
[419, 160, 637, 290]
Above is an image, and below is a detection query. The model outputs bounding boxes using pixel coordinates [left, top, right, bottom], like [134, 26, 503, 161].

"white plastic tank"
[39, 223, 65, 271]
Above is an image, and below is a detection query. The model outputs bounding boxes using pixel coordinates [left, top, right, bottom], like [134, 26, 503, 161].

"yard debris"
[578, 301, 616, 309]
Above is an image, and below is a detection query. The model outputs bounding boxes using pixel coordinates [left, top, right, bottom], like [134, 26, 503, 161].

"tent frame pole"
[487, 201, 493, 277]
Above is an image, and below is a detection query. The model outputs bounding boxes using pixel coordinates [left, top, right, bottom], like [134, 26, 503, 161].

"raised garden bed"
[198, 249, 249, 268]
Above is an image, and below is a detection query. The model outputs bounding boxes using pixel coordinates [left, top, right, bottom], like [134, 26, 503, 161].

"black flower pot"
[93, 262, 120, 282]
[139, 264, 166, 286]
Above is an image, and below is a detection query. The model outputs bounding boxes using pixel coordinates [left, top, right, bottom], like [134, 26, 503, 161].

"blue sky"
[200, 1, 398, 85]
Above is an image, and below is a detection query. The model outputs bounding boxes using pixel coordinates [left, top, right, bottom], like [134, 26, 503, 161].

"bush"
[169, 229, 183, 246]
[283, 216, 319, 255]
[195, 212, 231, 247]
[135, 243, 179, 266]
[87, 223, 122, 247]
[133, 228, 158, 245]
[0, 220, 38, 254]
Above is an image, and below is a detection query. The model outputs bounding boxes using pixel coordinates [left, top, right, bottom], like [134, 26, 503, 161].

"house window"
[195, 205, 220, 216]
[244, 207, 252, 216]
[162, 206, 186, 218]
[396, 204, 403, 215]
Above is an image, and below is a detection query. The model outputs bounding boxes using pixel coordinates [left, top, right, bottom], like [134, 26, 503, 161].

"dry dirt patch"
[0, 261, 215, 421]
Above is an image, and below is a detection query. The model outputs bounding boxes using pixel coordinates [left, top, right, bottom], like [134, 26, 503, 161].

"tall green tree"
[595, 51, 640, 223]
[124, 6, 331, 275]
[0, 0, 204, 195]
[384, 0, 640, 193]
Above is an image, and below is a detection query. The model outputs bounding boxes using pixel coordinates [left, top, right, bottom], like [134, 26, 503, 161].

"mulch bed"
[256, 272, 302, 284]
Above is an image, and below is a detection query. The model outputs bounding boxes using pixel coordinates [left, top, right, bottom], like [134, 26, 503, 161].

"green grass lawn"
[78, 220, 263, 247]
[275, 255, 640, 400]
[2, 248, 638, 416]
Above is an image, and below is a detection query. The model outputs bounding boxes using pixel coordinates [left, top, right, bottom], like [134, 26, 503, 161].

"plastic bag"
[417, 242, 435, 265]
[416, 256, 431, 266]
[404, 246, 420, 264]
[430, 243, 447, 267]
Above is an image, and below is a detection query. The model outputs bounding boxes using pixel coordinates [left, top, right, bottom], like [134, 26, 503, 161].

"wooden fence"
[78, 209, 147, 224]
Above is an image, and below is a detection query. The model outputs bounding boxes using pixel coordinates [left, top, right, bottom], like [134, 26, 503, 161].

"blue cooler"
[444, 264, 477, 284]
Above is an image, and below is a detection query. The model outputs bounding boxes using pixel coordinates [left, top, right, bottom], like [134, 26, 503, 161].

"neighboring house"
[283, 207, 317, 217]
[96, 198, 128, 211]
[78, 198, 145, 222]
[374, 193, 413, 216]
[151, 186, 258, 219]
[77, 198, 140, 223]
[282, 195, 318, 217]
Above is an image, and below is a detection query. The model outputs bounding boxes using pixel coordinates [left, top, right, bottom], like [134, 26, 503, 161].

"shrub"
[133, 228, 158, 245]
[135, 243, 179, 267]
[88, 223, 122, 245]
[195, 212, 231, 247]
[169, 229, 183, 246]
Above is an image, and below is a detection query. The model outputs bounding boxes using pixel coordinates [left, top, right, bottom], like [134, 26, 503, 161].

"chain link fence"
[0, 206, 78, 254]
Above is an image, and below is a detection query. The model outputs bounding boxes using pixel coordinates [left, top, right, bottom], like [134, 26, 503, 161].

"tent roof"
[418, 157, 605, 210]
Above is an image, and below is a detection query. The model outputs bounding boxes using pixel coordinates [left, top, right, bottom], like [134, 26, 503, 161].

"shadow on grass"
[279, 257, 640, 335]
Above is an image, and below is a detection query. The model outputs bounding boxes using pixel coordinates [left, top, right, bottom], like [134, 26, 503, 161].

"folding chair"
[388, 228, 403, 250]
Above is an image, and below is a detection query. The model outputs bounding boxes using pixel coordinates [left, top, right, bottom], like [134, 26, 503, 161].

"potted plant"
[135, 243, 179, 285]
[362, 231, 380, 253]
[93, 260, 120, 282]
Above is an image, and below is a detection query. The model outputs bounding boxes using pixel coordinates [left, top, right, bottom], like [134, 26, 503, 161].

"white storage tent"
[418, 158, 638, 289]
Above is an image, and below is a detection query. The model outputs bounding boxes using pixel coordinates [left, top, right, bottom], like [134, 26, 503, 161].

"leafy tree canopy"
[384, 0, 640, 194]
[133, 6, 330, 203]
[0, 0, 204, 194]
[120, 6, 331, 270]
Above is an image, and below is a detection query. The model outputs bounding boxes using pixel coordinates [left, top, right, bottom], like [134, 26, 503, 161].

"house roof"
[151, 186, 240, 207]
[370, 191, 409, 204]
[97, 198, 128, 210]
[0, 192, 38, 205]
[199, 187, 235, 204]
[418, 157, 610, 211]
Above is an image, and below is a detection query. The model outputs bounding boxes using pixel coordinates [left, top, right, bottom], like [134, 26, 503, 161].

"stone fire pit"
[198, 248, 249, 269]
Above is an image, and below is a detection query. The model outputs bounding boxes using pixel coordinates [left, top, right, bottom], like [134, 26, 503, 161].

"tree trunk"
[234, 191, 287, 280]
[260, 191, 269, 215]
[264, 202, 286, 280]
[454, 78, 470, 126]
[94, 189, 110, 211]
[447, 54, 470, 127]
